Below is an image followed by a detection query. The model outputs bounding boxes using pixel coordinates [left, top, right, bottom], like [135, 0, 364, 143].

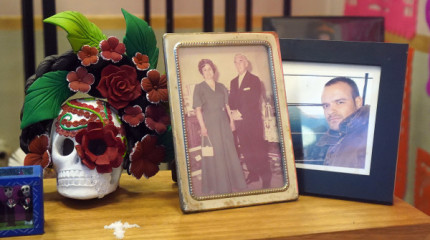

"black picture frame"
[280, 39, 408, 204]
[263, 16, 384, 42]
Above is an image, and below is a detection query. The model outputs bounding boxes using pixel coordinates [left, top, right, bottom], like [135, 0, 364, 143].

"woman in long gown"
[193, 59, 247, 195]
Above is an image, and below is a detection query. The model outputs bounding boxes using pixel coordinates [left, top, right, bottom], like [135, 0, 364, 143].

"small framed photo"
[281, 39, 408, 204]
[0, 165, 44, 237]
[164, 32, 298, 212]
[263, 16, 384, 42]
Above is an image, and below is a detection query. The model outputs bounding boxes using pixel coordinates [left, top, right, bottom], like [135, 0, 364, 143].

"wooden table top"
[12, 171, 430, 239]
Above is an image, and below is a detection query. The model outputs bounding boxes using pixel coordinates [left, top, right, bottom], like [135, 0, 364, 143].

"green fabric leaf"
[121, 8, 159, 69]
[21, 71, 73, 129]
[44, 11, 107, 52]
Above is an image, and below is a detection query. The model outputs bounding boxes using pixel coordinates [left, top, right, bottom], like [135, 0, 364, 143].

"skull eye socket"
[88, 139, 107, 156]
[62, 138, 75, 156]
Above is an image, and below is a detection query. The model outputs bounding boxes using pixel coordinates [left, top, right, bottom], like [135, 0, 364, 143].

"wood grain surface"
[12, 171, 430, 239]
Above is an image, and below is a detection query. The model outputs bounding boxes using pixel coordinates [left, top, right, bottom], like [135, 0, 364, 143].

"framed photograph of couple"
[281, 39, 408, 204]
[163, 32, 298, 212]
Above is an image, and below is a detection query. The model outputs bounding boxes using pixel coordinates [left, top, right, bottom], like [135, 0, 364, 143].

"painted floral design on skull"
[51, 99, 126, 199]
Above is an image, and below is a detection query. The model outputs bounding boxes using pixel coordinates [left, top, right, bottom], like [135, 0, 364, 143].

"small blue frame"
[0, 165, 43, 237]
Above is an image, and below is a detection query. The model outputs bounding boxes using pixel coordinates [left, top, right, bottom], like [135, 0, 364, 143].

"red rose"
[75, 122, 125, 173]
[97, 64, 141, 109]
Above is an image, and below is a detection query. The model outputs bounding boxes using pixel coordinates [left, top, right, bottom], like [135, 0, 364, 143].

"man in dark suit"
[229, 54, 271, 188]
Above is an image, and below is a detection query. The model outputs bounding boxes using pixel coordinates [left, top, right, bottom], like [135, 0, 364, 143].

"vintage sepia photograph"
[284, 62, 381, 176]
[164, 32, 298, 212]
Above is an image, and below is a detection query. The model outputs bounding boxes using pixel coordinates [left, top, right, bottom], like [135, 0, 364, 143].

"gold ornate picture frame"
[163, 32, 298, 212]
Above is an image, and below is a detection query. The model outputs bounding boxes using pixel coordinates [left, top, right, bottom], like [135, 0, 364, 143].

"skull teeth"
[57, 170, 96, 187]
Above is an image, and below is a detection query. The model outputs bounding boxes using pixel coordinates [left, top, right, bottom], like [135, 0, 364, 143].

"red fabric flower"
[132, 52, 150, 71]
[141, 70, 168, 103]
[99, 36, 125, 63]
[77, 45, 99, 66]
[75, 122, 125, 173]
[97, 64, 141, 109]
[67, 67, 95, 93]
[24, 134, 51, 169]
[129, 134, 165, 179]
[122, 105, 145, 127]
[145, 105, 171, 134]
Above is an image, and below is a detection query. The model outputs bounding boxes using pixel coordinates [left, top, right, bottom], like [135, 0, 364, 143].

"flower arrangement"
[20, 9, 173, 180]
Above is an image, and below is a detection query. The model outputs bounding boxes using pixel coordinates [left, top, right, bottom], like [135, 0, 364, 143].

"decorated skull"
[50, 98, 126, 199]
[4, 187, 13, 198]
[20, 10, 173, 202]
[21, 185, 31, 197]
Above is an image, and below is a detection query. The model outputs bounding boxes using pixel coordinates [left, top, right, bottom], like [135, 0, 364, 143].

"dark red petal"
[24, 153, 42, 166]
[111, 52, 123, 62]
[75, 145, 85, 160]
[28, 135, 49, 155]
[100, 40, 110, 51]
[124, 105, 142, 115]
[158, 89, 169, 102]
[82, 73, 95, 85]
[94, 153, 111, 166]
[147, 90, 161, 103]
[90, 47, 98, 55]
[147, 70, 160, 81]
[104, 124, 119, 136]
[76, 67, 88, 78]
[107, 36, 119, 48]
[111, 155, 123, 168]
[101, 64, 120, 77]
[81, 58, 92, 66]
[114, 42, 126, 55]
[154, 122, 167, 134]
[96, 78, 109, 97]
[75, 129, 87, 144]
[141, 78, 153, 92]
[109, 99, 128, 110]
[96, 164, 112, 173]
[123, 114, 144, 127]
[87, 122, 104, 130]
[121, 65, 137, 80]
[82, 158, 96, 170]
[66, 71, 78, 83]
[145, 118, 157, 131]
[130, 142, 144, 162]
[158, 75, 168, 88]
[129, 154, 159, 179]
[146, 145, 165, 164]
[41, 151, 51, 168]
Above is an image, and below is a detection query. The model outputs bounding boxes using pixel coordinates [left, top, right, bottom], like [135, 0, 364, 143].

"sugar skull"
[20, 10, 173, 202]
[4, 187, 13, 199]
[50, 98, 126, 199]
[21, 185, 31, 197]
